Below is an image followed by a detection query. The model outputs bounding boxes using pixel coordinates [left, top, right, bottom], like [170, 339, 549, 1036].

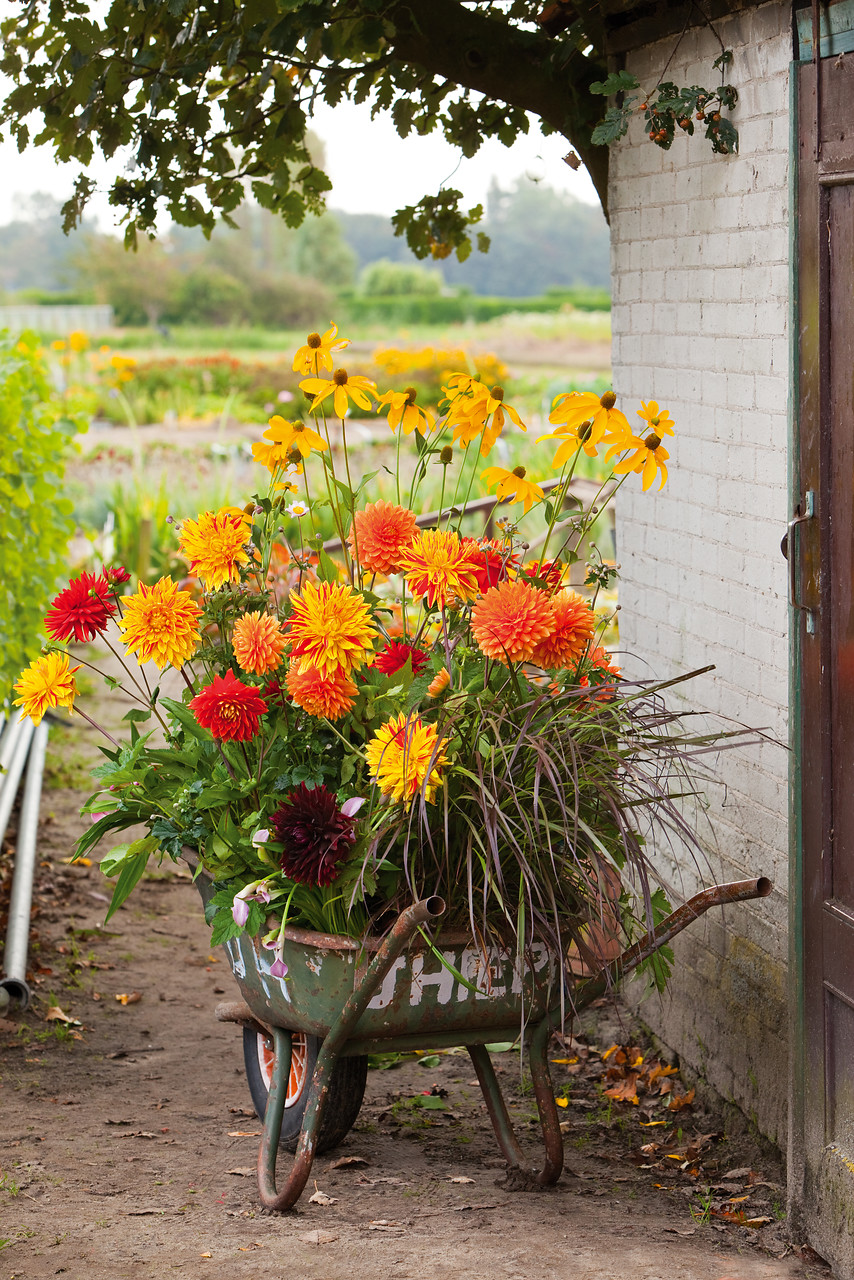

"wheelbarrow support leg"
[256, 896, 445, 1212]
[468, 1020, 564, 1187]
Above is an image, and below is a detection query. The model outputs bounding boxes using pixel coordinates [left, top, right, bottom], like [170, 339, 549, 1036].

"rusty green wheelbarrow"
[205, 875, 772, 1212]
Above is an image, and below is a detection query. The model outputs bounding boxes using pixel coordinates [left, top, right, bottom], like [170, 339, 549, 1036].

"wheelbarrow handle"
[257, 895, 445, 1212]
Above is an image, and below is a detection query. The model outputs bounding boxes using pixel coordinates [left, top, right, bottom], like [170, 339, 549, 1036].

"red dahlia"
[270, 783, 357, 887]
[45, 572, 116, 642]
[374, 641, 428, 678]
[189, 670, 267, 741]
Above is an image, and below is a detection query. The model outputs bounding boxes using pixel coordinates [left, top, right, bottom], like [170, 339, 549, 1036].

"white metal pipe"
[0, 717, 35, 844]
[1, 719, 48, 1010]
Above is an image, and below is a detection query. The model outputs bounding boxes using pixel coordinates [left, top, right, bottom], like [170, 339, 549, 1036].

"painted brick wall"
[609, 1, 792, 1145]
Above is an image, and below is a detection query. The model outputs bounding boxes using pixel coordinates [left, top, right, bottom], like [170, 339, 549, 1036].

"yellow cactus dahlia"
[366, 713, 448, 808]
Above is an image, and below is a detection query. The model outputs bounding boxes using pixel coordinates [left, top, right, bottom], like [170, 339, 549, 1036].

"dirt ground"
[0, 688, 833, 1280]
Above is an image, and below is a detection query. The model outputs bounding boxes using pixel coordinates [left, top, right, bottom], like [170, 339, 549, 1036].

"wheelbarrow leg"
[468, 1023, 564, 1187]
[467, 1044, 528, 1170]
[255, 896, 445, 1212]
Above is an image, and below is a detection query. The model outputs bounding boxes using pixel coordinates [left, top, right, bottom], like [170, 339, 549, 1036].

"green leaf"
[590, 71, 639, 96]
[104, 836, 160, 922]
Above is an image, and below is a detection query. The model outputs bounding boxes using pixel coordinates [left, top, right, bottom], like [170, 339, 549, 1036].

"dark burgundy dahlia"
[270, 783, 357, 887]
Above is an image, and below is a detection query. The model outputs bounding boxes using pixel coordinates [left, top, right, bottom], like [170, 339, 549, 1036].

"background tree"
[0, 0, 609, 259]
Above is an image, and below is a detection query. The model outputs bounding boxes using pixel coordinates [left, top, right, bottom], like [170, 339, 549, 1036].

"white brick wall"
[609, 1, 792, 1143]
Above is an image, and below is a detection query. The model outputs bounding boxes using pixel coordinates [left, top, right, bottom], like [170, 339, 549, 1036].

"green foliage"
[339, 288, 609, 327]
[0, 0, 609, 249]
[591, 51, 738, 156]
[0, 331, 80, 705]
[359, 259, 443, 298]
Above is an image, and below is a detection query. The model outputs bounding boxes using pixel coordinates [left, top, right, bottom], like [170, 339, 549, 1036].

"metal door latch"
[781, 490, 816, 633]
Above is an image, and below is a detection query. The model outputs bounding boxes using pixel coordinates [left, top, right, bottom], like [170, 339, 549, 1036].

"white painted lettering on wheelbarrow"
[367, 955, 407, 1010]
[408, 952, 458, 1006]
[456, 943, 553, 1000]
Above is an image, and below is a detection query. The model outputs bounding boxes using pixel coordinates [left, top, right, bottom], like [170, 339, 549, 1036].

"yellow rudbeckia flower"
[300, 368, 377, 418]
[292, 324, 349, 376]
[376, 387, 435, 436]
[481, 465, 545, 514]
[546, 390, 631, 453]
[252, 416, 327, 469]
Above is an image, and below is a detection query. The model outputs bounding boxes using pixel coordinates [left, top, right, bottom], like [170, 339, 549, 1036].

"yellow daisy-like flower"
[481, 465, 545, 515]
[365, 713, 448, 808]
[292, 324, 349, 376]
[376, 387, 435, 437]
[611, 432, 671, 491]
[179, 508, 251, 591]
[14, 652, 80, 724]
[118, 577, 202, 669]
[545, 390, 631, 455]
[636, 400, 676, 438]
[398, 530, 481, 610]
[252, 416, 326, 471]
[232, 610, 287, 675]
[446, 378, 525, 457]
[287, 581, 378, 678]
[300, 368, 377, 418]
[537, 417, 600, 466]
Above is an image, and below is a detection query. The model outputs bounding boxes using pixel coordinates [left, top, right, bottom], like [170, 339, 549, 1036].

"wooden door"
[794, 49, 854, 1276]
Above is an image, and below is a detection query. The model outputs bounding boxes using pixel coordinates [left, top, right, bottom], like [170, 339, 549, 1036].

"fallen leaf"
[331, 1155, 369, 1169]
[200, 1253, 212, 1259]
[667, 1088, 695, 1111]
[663, 1226, 696, 1237]
[300, 1230, 339, 1244]
[369, 1220, 403, 1230]
[61, 855, 92, 866]
[308, 1188, 337, 1206]
[227, 1131, 262, 1138]
[45, 1006, 81, 1026]
[115, 992, 142, 1006]
[744, 1216, 773, 1227]
[104, 1118, 132, 1126]
[555, 1097, 569, 1108]
[238, 1244, 262, 1251]
[117, 1131, 157, 1139]
[722, 1166, 753, 1180]
[227, 1168, 254, 1177]
[447, 1176, 475, 1184]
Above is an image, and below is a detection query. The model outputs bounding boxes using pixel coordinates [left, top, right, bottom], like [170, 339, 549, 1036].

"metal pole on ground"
[0, 718, 47, 1011]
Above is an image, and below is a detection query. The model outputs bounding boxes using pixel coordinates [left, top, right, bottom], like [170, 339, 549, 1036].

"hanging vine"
[591, 50, 738, 156]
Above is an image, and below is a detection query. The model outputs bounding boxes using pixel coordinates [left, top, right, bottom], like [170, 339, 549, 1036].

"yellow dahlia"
[179, 507, 251, 590]
[232, 611, 287, 675]
[118, 577, 201, 669]
[470, 580, 555, 664]
[350, 501, 418, 575]
[14, 652, 80, 724]
[366, 713, 448, 808]
[287, 581, 377, 677]
[300, 368, 377, 418]
[292, 324, 349, 376]
[530, 589, 596, 670]
[398, 530, 480, 610]
[286, 661, 358, 720]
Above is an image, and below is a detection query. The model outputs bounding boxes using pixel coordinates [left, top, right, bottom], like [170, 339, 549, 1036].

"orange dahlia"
[365, 713, 447, 808]
[232, 611, 287, 675]
[578, 645, 622, 698]
[398, 530, 480, 610]
[349, 501, 418, 575]
[14, 652, 80, 724]
[530, 589, 596, 670]
[286, 661, 358, 720]
[118, 577, 201, 669]
[179, 508, 250, 590]
[287, 581, 377, 678]
[470, 580, 555, 664]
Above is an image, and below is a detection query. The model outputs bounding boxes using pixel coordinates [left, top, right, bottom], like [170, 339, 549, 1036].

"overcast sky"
[0, 98, 600, 229]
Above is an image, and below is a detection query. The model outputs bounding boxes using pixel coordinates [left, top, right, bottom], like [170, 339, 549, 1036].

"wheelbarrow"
[204, 874, 772, 1212]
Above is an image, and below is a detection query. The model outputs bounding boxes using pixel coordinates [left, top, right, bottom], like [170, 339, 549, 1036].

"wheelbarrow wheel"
[243, 1027, 367, 1154]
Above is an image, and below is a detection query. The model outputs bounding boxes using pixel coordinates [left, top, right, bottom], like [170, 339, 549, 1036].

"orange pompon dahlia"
[470, 580, 555, 665]
[287, 581, 377, 678]
[189, 670, 267, 741]
[349, 501, 418, 575]
[179, 507, 251, 590]
[14, 652, 80, 724]
[398, 530, 480, 610]
[118, 577, 201, 669]
[286, 661, 358, 720]
[232, 611, 287, 675]
[365, 713, 447, 808]
[530, 589, 596, 670]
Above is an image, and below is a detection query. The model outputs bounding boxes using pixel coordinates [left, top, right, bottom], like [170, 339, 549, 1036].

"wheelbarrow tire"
[243, 1027, 368, 1155]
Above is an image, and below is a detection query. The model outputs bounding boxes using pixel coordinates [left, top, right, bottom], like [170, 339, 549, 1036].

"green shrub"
[0, 330, 81, 705]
